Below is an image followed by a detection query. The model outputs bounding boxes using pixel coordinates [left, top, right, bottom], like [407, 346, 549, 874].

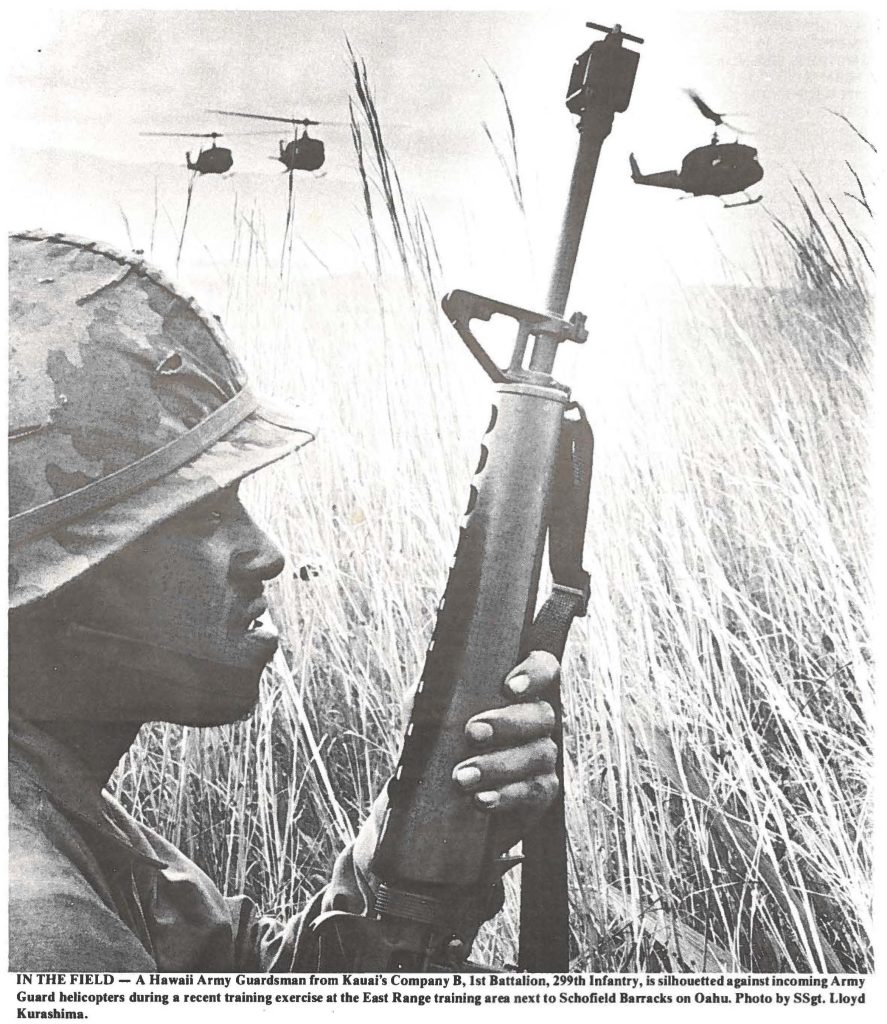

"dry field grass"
[112, 63, 873, 972]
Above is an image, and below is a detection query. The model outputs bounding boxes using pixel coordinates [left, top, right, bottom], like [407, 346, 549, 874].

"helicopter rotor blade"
[684, 89, 743, 129]
[685, 89, 720, 123]
[140, 131, 225, 139]
[209, 108, 318, 126]
[208, 108, 349, 127]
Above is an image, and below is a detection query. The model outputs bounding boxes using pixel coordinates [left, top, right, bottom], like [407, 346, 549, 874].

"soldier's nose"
[229, 521, 286, 584]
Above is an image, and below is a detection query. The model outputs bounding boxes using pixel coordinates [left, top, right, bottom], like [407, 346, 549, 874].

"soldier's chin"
[40, 622, 275, 726]
[175, 663, 265, 727]
[124, 658, 267, 727]
[158, 645, 275, 727]
[227, 622, 281, 670]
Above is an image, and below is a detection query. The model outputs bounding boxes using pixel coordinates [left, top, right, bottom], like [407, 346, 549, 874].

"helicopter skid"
[722, 194, 762, 209]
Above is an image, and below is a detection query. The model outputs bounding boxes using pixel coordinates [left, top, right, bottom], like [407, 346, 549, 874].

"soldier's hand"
[452, 650, 559, 841]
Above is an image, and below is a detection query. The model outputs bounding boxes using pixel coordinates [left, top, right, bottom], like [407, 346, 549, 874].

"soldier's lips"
[240, 612, 280, 661]
[246, 615, 278, 639]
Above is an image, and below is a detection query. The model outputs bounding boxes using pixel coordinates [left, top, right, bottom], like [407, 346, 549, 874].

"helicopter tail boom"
[628, 154, 684, 190]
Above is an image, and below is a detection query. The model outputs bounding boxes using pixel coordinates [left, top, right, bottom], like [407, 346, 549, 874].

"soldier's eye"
[175, 505, 226, 537]
[197, 508, 226, 532]
[172, 485, 240, 538]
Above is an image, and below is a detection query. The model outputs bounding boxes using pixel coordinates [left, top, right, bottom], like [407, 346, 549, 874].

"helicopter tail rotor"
[629, 153, 642, 181]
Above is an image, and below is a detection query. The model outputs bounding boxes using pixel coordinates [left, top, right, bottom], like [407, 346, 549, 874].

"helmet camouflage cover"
[8, 231, 314, 610]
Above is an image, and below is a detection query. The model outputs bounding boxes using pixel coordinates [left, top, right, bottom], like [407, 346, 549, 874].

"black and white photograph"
[5, 2, 876, 1006]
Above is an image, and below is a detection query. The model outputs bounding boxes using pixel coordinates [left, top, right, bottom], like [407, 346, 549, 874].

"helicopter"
[629, 90, 763, 208]
[140, 130, 234, 175]
[208, 109, 333, 172]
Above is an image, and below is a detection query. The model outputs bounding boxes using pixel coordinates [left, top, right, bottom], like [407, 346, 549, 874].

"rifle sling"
[518, 405, 593, 973]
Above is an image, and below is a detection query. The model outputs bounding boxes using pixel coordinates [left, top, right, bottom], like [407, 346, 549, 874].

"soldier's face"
[64, 485, 287, 725]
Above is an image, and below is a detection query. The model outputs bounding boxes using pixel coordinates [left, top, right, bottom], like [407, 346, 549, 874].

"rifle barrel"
[530, 110, 615, 372]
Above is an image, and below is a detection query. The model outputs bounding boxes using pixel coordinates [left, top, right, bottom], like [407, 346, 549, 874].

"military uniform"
[9, 717, 373, 972]
[7, 233, 363, 970]
[7, 232, 523, 973]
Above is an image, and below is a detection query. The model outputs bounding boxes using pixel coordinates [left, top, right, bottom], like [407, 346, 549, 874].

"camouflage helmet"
[8, 231, 314, 610]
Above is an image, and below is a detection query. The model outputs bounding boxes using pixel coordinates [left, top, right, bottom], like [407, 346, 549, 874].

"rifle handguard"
[318, 17, 640, 974]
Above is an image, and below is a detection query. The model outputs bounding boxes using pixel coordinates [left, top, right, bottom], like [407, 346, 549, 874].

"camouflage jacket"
[8, 718, 370, 971]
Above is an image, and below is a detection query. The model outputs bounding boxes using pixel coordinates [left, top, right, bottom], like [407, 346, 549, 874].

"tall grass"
[112, 58, 873, 972]
[176, 171, 198, 271]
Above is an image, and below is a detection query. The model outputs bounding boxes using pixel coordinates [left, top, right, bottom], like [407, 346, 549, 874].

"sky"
[5, 6, 878, 313]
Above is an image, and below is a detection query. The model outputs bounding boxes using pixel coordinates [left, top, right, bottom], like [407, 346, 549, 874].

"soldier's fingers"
[452, 737, 557, 791]
[473, 773, 559, 814]
[503, 650, 560, 700]
[465, 700, 556, 748]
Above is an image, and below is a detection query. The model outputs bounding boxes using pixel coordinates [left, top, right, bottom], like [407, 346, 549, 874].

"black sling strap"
[518, 404, 593, 972]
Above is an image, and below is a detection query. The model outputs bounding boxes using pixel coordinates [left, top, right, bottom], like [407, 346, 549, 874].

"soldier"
[8, 231, 560, 971]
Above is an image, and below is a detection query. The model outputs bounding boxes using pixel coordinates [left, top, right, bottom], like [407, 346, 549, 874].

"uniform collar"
[8, 715, 166, 869]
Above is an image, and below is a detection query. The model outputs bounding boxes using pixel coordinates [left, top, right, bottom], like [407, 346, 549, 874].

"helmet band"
[9, 385, 259, 548]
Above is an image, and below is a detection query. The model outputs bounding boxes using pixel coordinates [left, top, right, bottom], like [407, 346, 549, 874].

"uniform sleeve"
[8, 818, 156, 972]
[224, 796, 384, 971]
[227, 790, 506, 971]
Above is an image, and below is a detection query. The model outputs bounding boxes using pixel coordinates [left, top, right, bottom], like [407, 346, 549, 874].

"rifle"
[313, 21, 642, 973]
